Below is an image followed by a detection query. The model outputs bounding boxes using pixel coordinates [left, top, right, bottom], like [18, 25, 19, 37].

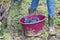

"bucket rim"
[19, 14, 46, 24]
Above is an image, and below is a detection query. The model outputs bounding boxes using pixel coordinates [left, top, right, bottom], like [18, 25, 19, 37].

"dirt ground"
[0, 24, 59, 40]
[12, 25, 60, 40]
[0, 23, 60, 40]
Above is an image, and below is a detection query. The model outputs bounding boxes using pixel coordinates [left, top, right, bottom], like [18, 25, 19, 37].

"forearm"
[46, 0, 55, 16]
[2, 0, 4, 6]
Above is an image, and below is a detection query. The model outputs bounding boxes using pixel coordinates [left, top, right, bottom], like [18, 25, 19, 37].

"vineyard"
[0, 0, 60, 40]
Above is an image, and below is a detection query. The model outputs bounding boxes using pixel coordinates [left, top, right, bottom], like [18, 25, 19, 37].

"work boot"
[48, 15, 56, 35]
[49, 27, 56, 35]
[28, 8, 36, 14]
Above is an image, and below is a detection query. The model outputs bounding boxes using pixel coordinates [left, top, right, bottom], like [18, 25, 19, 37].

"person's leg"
[46, 0, 56, 34]
[28, 0, 39, 14]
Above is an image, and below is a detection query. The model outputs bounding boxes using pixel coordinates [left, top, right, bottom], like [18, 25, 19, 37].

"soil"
[4, 25, 60, 40]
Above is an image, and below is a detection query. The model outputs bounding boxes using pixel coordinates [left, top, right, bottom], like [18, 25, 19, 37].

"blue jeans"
[30, 0, 55, 16]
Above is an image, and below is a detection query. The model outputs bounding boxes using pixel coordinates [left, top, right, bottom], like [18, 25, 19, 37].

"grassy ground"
[0, 0, 60, 40]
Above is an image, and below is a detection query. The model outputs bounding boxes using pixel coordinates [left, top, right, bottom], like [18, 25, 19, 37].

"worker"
[0, 3, 6, 22]
[28, 0, 56, 35]
[0, 2, 6, 37]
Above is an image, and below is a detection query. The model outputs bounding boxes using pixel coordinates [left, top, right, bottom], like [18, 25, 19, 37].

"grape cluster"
[24, 17, 40, 23]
